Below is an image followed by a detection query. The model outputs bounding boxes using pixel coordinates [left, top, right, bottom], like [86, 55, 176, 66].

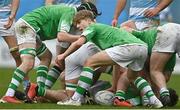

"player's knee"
[39, 51, 52, 65]
[84, 59, 95, 67]
[37, 43, 52, 64]
[21, 60, 35, 70]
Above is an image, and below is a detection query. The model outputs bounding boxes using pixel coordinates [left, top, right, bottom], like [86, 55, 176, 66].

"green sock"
[45, 65, 61, 89]
[72, 67, 94, 100]
[38, 86, 46, 96]
[66, 82, 77, 91]
[6, 68, 26, 96]
[36, 65, 48, 88]
[134, 77, 155, 99]
[115, 90, 126, 100]
[160, 87, 170, 97]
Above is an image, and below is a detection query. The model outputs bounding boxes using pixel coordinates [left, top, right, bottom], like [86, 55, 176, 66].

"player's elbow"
[57, 32, 68, 42]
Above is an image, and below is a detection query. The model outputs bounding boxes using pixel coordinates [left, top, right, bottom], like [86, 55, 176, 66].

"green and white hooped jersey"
[81, 23, 146, 50]
[22, 4, 76, 41]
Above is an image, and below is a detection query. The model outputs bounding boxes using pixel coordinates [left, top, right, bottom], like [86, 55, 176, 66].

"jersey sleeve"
[81, 26, 96, 43]
[57, 12, 74, 33]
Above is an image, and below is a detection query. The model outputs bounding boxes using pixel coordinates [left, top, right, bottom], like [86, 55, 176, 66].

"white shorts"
[0, 18, 15, 37]
[65, 42, 101, 80]
[152, 23, 180, 57]
[134, 19, 159, 30]
[15, 19, 37, 45]
[105, 44, 147, 71]
[57, 26, 81, 48]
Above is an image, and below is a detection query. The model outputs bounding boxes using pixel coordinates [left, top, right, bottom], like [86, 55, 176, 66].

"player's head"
[77, 2, 101, 19]
[168, 88, 179, 106]
[74, 10, 94, 31]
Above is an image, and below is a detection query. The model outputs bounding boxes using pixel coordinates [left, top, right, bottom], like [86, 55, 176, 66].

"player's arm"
[4, 0, 19, 29]
[112, 0, 127, 27]
[62, 36, 85, 57]
[144, 0, 173, 17]
[57, 32, 80, 43]
[45, 0, 54, 5]
[10, 0, 19, 19]
[56, 36, 86, 65]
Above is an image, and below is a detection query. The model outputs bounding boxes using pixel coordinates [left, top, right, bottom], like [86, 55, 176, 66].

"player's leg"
[26, 40, 53, 100]
[57, 51, 117, 106]
[150, 52, 172, 106]
[45, 26, 81, 89]
[126, 46, 162, 108]
[45, 40, 68, 89]
[109, 65, 126, 93]
[0, 44, 35, 103]
[45, 65, 62, 89]
[36, 39, 52, 88]
[64, 42, 101, 97]
[2, 20, 30, 91]
[4, 36, 30, 91]
[0, 19, 37, 103]
[0, 17, 21, 66]
[148, 53, 175, 99]
[28, 42, 100, 102]
[44, 89, 68, 102]
[150, 23, 179, 106]
[26, 83, 69, 103]
[3, 36, 21, 66]
[112, 66, 133, 107]
[105, 45, 162, 108]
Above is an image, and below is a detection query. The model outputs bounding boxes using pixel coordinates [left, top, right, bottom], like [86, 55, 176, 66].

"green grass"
[0, 67, 180, 109]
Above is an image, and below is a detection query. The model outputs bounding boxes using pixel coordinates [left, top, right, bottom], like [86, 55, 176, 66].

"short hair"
[73, 10, 94, 26]
[77, 2, 101, 18]
[168, 88, 179, 106]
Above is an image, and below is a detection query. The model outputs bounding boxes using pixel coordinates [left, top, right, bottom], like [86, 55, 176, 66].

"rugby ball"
[94, 90, 114, 105]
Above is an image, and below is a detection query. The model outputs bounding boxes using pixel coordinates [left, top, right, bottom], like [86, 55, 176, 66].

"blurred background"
[0, 0, 180, 72]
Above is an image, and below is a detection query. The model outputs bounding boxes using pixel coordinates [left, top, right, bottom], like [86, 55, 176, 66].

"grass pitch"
[0, 68, 179, 109]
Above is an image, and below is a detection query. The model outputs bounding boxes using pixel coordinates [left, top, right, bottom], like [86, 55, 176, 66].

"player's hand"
[111, 19, 118, 27]
[4, 15, 14, 29]
[144, 8, 160, 18]
[55, 54, 65, 67]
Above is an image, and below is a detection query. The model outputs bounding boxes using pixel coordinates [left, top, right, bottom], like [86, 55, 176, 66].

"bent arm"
[155, 0, 173, 13]
[57, 32, 80, 43]
[63, 37, 86, 58]
[113, 0, 127, 20]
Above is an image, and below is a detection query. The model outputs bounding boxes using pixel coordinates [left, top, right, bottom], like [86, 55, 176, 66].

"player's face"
[76, 19, 91, 31]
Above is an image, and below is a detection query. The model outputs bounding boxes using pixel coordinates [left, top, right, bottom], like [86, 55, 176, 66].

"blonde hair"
[73, 10, 94, 26]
